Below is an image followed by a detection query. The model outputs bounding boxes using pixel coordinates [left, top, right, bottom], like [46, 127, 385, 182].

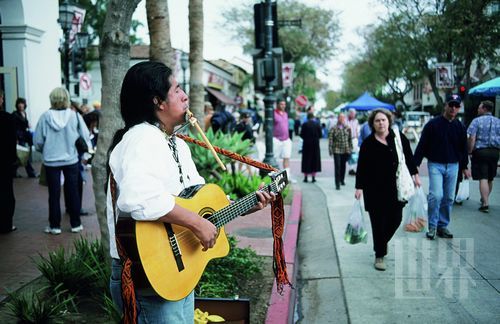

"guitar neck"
[210, 182, 278, 228]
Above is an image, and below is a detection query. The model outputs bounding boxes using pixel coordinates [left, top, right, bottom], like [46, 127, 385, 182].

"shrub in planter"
[5, 284, 76, 323]
[195, 236, 262, 298]
[34, 237, 109, 298]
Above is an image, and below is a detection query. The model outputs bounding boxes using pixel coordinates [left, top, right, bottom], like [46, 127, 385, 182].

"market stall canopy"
[344, 92, 395, 111]
[205, 87, 237, 105]
[468, 77, 500, 97]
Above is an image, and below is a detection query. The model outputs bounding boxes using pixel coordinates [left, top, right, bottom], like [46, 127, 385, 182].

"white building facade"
[0, 0, 61, 125]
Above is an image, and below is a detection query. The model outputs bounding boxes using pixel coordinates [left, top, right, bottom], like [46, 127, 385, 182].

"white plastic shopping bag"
[344, 200, 368, 244]
[403, 187, 428, 232]
[455, 179, 470, 203]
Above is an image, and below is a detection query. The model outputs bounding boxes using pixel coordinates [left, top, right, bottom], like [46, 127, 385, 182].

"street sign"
[282, 63, 295, 88]
[295, 95, 308, 108]
[436, 63, 454, 89]
[79, 73, 92, 91]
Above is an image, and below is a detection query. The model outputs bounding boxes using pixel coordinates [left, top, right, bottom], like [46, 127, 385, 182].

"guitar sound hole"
[200, 208, 220, 236]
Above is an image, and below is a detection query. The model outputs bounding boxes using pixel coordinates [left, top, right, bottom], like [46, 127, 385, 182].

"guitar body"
[118, 184, 230, 301]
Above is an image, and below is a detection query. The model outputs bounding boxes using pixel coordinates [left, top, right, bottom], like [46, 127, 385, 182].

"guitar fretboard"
[207, 182, 280, 228]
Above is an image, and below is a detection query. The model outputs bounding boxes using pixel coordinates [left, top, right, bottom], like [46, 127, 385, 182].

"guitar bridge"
[164, 223, 185, 272]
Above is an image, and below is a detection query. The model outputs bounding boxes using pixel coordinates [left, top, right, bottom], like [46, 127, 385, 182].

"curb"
[265, 190, 302, 324]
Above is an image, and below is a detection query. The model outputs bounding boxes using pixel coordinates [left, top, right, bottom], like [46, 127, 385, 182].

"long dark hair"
[106, 61, 173, 179]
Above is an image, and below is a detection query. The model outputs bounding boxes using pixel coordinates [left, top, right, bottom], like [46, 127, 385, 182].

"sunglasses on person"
[448, 102, 461, 108]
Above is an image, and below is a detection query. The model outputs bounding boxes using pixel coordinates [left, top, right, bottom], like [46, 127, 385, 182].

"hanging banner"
[282, 63, 295, 88]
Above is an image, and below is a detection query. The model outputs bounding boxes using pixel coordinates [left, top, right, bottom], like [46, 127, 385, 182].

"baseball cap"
[446, 94, 461, 104]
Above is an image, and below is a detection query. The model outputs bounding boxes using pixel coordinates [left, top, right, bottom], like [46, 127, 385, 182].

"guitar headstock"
[269, 169, 288, 194]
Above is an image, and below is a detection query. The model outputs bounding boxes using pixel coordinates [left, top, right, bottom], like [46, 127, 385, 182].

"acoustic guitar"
[116, 170, 288, 301]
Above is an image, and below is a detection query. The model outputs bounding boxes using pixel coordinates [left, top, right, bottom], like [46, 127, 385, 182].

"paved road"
[288, 136, 500, 323]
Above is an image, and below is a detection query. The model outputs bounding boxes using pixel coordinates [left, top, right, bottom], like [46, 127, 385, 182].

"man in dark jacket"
[414, 94, 470, 240]
[0, 90, 18, 233]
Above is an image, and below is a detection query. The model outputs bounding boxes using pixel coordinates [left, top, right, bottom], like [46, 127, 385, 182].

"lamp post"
[73, 32, 89, 77]
[180, 51, 189, 92]
[262, 0, 278, 168]
[58, 1, 77, 91]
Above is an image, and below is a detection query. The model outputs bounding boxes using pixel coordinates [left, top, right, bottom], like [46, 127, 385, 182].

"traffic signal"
[458, 84, 467, 98]
[72, 49, 85, 77]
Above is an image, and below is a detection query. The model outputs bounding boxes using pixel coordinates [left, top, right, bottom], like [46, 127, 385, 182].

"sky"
[132, 0, 387, 105]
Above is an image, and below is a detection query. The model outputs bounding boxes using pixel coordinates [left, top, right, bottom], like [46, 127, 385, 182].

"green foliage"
[342, 0, 500, 108]
[188, 129, 254, 180]
[195, 236, 263, 298]
[102, 294, 122, 323]
[222, 0, 340, 99]
[62, 0, 144, 45]
[5, 284, 76, 324]
[34, 237, 109, 298]
[211, 172, 271, 201]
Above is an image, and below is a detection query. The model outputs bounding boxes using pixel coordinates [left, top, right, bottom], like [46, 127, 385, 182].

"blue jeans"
[427, 162, 459, 229]
[110, 259, 194, 323]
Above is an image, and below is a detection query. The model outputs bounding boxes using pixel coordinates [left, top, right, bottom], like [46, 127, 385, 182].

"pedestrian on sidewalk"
[355, 109, 420, 271]
[34, 87, 92, 235]
[274, 99, 294, 180]
[0, 90, 18, 234]
[346, 108, 359, 175]
[414, 94, 470, 240]
[328, 113, 352, 189]
[106, 61, 275, 323]
[300, 112, 322, 182]
[467, 100, 499, 213]
[12, 97, 37, 178]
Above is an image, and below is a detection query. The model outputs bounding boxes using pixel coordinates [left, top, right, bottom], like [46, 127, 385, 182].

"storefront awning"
[205, 87, 236, 106]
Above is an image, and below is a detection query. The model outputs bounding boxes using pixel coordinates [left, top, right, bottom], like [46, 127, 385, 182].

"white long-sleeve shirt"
[106, 122, 204, 259]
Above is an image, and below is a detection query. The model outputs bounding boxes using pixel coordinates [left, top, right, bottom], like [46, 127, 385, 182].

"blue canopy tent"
[468, 77, 500, 97]
[344, 92, 395, 111]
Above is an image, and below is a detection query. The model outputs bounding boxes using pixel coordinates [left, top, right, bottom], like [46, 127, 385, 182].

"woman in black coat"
[354, 109, 421, 271]
[300, 112, 322, 182]
[12, 97, 36, 178]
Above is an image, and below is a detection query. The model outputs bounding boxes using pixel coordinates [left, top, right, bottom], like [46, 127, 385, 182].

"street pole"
[262, 0, 278, 168]
[63, 28, 70, 91]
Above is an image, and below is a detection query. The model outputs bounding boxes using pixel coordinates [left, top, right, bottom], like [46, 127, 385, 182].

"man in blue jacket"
[414, 94, 470, 240]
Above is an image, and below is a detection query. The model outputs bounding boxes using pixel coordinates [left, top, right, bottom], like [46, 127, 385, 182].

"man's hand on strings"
[243, 183, 276, 215]
[191, 216, 218, 251]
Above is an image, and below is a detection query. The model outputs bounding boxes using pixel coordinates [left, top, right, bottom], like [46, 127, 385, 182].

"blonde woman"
[34, 87, 91, 235]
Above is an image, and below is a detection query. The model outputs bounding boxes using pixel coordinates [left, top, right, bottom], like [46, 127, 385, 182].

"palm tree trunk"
[189, 0, 205, 128]
[93, 0, 141, 254]
[147, 0, 175, 67]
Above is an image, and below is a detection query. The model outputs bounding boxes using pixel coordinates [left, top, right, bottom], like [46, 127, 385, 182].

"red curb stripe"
[265, 190, 302, 324]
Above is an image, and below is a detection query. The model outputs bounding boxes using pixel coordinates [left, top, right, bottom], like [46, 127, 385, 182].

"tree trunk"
[189, 0, 205, 128]
[93, 0, 141, 255]
[147, 0, 175, 67]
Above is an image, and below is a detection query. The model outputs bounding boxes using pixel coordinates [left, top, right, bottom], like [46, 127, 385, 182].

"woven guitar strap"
[110, 173, 137, 324]
[176, 133, 292, 293]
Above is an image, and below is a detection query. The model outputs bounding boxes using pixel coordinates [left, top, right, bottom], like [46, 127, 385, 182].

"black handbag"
[75, 112, 88, 155]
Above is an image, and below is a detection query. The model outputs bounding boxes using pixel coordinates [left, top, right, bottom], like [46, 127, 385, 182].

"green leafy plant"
[73, 237, 110, 295]
[195, 236, 263, 298]
[211, 172, 270, 201]
[188, 129, 254, 180]
[5, 284, 76, 324]
[34, 237, 109, 298]
[102, 294, 122, 323]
